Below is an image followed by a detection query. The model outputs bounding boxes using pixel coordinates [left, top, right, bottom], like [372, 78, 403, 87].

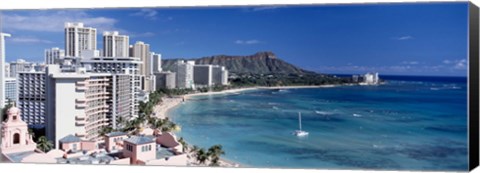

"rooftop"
[59, 134, 81, 143]
[124, 135, 155, 145]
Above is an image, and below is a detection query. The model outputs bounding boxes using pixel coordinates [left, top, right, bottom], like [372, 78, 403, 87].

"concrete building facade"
[175, 60, 195, 89]
[0, 33, 11, 108]
[45, 47, 65, 65]
[154, 71, 176, 89]
[17, 71, 46, 127]
[103, 31, 129, 58]
[193, 65, 213, 87]
[65, 22, 97, 57]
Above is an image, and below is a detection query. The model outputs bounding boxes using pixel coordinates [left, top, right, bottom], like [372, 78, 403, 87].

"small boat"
[294, 112, 309, 137]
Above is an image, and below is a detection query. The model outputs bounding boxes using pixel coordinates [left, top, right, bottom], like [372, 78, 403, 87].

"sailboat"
[294, 112, 309, 137]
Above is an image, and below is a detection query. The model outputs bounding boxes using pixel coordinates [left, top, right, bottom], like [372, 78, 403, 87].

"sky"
[0, 2, 469, 76]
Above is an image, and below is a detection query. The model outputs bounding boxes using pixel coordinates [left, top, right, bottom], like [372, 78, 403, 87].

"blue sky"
[1, 2, 469, 76]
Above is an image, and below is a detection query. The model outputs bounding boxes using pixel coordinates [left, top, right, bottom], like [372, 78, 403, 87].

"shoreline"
[183, 84, 351, 100]
[153, 84, 352, 167]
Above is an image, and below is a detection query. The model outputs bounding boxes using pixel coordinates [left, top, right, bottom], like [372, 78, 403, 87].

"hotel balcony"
[75, 115, 86, 120]
[76, 85, 87, 91]
[76, 98, 87, 103]
[76, 81, 87, 86]
[75, 120, 86, 126]
[76, 103, 87, 109]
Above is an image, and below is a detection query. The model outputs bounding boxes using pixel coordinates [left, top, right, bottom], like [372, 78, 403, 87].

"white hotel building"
[175, 60, 195, 89]
[65, 22, 97, 57]
[45, 47, 65, 65]
[103, 31, 129, 58]
[0, 33, 11, 108]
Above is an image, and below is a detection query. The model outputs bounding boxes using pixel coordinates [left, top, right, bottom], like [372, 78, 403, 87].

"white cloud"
[3, 10, 119, 33]
[401, 61, 419, 65]
[394, 35, 414, 41]
[251, 6, 285, 11]
[10, 37, 53, 44]
[235, 39, 261, 45]
[130, 9, 158, 20]
[442, 59, 467, 69]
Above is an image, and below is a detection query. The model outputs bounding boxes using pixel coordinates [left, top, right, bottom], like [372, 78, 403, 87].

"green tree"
[207, 145, 225, 166]
[98, 126, 113, 136]
[196, 148, 210, 165]
[36, 136, 53, 152]
[177, 137, 188, 153]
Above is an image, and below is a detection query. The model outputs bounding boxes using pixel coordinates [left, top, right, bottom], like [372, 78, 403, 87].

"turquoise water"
[169, 77, 467, 171]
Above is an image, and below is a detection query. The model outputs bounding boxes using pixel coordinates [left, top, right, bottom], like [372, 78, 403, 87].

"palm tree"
[36, 136, 53, 152]
[98, 126, 113, 136]
[177, 137, 188, 153]
[207, 145, 225, 166]
[28, 128, 35, 140]
[196, 148, 210, 165]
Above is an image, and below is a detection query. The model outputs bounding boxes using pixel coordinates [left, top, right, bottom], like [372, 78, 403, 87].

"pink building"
[105, 132, 127, 152]
[1, 106, 36, 154]
[59, 134, 98, 153]
[122, 136, 156, 164]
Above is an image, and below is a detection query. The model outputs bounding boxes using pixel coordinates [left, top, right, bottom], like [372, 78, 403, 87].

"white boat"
[294, 112, 309, 137]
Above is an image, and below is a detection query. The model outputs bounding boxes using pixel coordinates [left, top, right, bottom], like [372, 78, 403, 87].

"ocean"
[169, 76, 468, 171]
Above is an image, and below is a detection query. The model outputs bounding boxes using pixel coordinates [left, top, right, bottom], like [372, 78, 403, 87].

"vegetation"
[191, 145, 226, 166]
[1, 101, 13, 121]
[36, 136, 54, 152]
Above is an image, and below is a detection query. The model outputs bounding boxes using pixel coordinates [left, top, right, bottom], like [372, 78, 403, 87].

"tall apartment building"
[193, 65, 213, 87]
[103, 31, 129, 58]
[151, 52, 162, 74]
[17, 71, 46, 127]
[5, 63, 10, 78]
[81, 56, 142, 119]
[45, 47, 65, 64]
[130, 41, 151, 92]
[65, 22, 97, 57]
[174, 60, 195, 89]
[45, 65, 113, 148]
[5, 78, 16, 105]
[212, 65, 229, 86]
[9, 59, 35, 78]
[154, 71, 176, 89]
[0, 33, 11, 108]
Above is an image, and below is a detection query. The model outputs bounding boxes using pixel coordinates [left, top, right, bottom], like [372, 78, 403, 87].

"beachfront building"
[5, 78, 16, 105]
[130, 41, 152, 92]
[151, 52, 162, 73]
[17, 71, 46, 127]
[123, 136, 156, 164]
[212, 65, 229, 86]
[103, 31, 129, 58]
[45, 65, 113, 148]
[45, 47, 65, 65]
[81, 56, 142, 119]
[174, 60, 195, 89]
[65, 22, 97, 57]
[154, 71, 176, 89]
[1, 106, 37, 154]
[193, 64, 213, 87]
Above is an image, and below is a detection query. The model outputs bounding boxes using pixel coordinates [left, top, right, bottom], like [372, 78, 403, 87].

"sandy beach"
[152, 97, 183, 119]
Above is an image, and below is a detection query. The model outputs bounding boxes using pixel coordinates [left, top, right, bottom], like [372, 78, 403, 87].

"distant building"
[103, 31, 129, 58]
[131, 41, 152, 92]
[45, 47, 65, 64]
[363, 72, 379, 85]
[151, 52, 162, 74]
[17, 71, 46, 127]
[212, 65, 229, 86]
[154, 71, 176, 89]
[193, 65, 213, 87]
[9, 59, 35, 78]
[5, 63, 10, 78]
[0, 33, 11, 109]
[5, 78, 16, 105]
[105, 132, 128, 153]
[174, 60, 195, 89]
[65, 22, 97, 57]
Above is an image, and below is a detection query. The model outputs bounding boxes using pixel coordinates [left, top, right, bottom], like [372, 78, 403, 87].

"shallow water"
[170, 77, 467, 171]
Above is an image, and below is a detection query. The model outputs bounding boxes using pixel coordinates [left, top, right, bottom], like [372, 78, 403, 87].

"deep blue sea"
[169, 76, 468, 171]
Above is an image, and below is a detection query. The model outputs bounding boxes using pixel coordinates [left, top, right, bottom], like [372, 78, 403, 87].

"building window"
[13, 133, 20, 144]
